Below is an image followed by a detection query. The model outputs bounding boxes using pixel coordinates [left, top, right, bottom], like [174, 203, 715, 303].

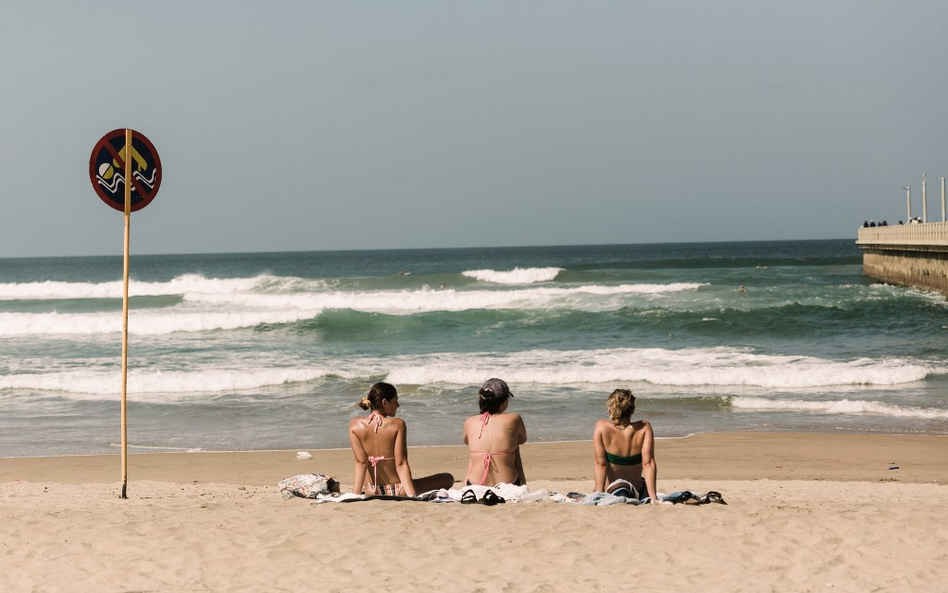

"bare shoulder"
[349, 416, 364, 432]
[594, 419, 612, 432]
[634, 419, 653, 433]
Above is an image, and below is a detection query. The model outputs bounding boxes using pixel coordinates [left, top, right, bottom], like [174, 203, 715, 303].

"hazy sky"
[2, 1, 947, 257]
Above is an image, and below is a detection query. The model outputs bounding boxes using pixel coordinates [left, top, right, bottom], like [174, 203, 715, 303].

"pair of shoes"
[699, 491, 727, 505]
[460, 489, 478, 504]
[479, 489, 505, 506]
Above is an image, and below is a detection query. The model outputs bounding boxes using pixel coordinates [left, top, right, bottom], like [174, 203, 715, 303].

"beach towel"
[279, 473, 340, 499]
[302, 484, 725, 505]
[569, 489, 727, 506]
[307, 484, 550, 505]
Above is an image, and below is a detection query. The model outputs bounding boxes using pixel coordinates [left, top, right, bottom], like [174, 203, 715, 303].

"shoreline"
[4, 431, 948, 592]
[3, 431, 946, 486]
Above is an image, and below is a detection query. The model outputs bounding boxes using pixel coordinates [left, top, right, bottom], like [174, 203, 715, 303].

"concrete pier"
[856, 223, 948, 293]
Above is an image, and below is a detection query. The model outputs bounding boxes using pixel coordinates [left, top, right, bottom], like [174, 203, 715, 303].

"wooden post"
[121, 129, 131, 499]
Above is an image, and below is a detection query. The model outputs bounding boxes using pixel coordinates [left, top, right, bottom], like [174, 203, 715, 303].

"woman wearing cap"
[349, 382, 454, 497]
[593, 388, 658, 502]
[462, 378, 528, 486]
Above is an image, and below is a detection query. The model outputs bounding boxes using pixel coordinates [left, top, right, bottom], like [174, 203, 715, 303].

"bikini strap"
[366, 455, 389, 495]
[477, 412, 490, 439]
[479, 452, 493, 485]
[366, 411, 383, 433]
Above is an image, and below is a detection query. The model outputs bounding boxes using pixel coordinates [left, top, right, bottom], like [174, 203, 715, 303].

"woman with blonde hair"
[348, 382, 454, 497]
[593, 388, 658, 502]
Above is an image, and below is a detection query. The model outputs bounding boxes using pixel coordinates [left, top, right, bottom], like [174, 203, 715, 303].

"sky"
[2, 1, 948, 258]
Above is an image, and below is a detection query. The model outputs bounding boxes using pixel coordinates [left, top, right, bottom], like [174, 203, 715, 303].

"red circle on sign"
[89, 129, 162, 213]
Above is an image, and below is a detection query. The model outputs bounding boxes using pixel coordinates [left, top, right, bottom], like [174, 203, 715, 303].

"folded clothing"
[279, 473, 340, 499]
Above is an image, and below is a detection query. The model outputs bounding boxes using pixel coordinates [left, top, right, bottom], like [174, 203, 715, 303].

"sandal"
[699, 491, 727, 505]
[460, 489, 478, 505]
[479, 489, 505, 506]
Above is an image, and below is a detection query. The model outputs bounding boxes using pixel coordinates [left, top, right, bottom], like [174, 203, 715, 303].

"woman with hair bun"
[592, 388, 658, 502]
[348, 382, 454, 497]
[461, 378, 528, 486]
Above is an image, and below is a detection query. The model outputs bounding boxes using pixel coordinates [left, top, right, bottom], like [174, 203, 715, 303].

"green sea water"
[2, 239, 948, 457]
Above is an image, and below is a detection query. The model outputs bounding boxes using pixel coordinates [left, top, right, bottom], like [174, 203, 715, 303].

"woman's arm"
[461, 417, 475, 484]
[640, 421, 658, 502]
[516, 414, 527, 445]
[393, 419, 416, 496]
[514, 415, 527, 484]
[513, 448, 527, 486]
[592, 422, 608, 492]
[348, 422, 368, 495]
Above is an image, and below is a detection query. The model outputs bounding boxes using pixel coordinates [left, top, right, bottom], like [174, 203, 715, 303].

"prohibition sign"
[89, 129, 162, 212]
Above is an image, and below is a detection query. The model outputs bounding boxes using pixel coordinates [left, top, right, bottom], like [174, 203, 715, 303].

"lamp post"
[939, 177, 946, 223]
[906, 186, 911, 222]
[922, 174, 928, 222]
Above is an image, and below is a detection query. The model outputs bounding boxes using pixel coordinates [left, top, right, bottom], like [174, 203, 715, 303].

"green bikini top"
[605, 451, 642, 466]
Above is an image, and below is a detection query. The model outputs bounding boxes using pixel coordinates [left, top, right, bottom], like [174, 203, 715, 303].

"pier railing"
[856, 222, 948, 248]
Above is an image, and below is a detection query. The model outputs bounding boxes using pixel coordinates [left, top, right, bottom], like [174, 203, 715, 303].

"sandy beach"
[3, 432, 947, 592]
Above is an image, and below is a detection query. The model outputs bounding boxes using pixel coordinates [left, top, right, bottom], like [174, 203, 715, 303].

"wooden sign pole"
[120, 129, 131, 499]
[90, 127, 161, 499]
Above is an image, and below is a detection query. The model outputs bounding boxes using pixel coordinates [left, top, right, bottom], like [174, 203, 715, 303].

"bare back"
[348, 414, 408, 491]
[462, 412, 527, 486]
[593, 418, 655, 495]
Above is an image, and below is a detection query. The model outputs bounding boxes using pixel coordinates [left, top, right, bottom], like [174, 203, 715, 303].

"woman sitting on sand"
[593, 388, 658, 502]
[462, 378, 528, 486]
[348, 382, 454, 497]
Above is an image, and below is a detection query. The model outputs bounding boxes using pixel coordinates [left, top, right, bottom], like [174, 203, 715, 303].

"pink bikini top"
[365, 412, 393, 494]
[471, 412, 514, 485]
[366, 411, 383, 433]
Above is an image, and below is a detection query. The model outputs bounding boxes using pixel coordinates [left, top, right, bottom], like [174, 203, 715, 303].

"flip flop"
[478, 489, 505, 506]
[699, 491, 727, 505]
[460, 489, 478, 505]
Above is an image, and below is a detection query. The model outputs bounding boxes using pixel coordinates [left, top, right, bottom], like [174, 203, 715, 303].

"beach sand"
[2, 432, 947, 592]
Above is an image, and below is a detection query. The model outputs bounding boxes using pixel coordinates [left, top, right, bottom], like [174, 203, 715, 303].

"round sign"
[89, 129, 162, 212]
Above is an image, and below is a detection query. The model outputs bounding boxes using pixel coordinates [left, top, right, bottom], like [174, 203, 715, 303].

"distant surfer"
[737, 285, 746, 292]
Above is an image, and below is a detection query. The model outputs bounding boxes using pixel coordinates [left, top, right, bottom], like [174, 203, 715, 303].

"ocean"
[2, 239, 948, 458]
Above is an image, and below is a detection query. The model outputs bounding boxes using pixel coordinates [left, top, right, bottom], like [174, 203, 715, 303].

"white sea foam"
[4, 346, 939, 400]
[0, 308, 316, 336]
[462, 267, 564, 284]
[184, 282, 702, 312]
[731, 396, 948, 419]
[0, 280, 705, 336]
[0, 274, 283, 300]
[384, 347, 935, 389]
[0, 367, 336, 401]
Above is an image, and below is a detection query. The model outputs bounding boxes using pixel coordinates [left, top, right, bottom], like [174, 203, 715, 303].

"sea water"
[2, 239, 948, 457]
